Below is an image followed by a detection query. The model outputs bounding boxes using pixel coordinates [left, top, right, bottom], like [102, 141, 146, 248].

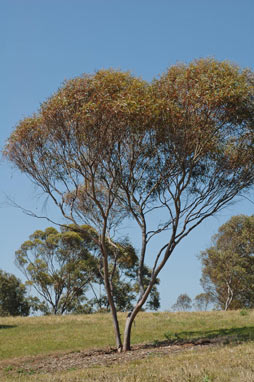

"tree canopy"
[199, 215, 254, 310]
[0, 270, 30, 316]
[4, 58, 254, 351]
[15, 226, 96, 314]
[15, 225, 160, 315]
[171, 293, 192, 311]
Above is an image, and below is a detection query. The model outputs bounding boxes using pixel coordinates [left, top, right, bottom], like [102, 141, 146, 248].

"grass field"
[1, 310, 254, 381]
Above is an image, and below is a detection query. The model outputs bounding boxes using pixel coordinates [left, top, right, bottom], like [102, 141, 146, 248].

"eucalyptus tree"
[199, 215, 254, 310]
[5, 59, 254, 351]
[0, 270, 30, 316]
[15, 226, 96, 314]
[16, 224, 158, 315]
[171, 293, 192, 311]
[193, 293, 213, 311]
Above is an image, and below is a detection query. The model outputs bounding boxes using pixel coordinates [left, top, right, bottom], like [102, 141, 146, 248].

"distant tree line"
[170, 293, 211, 312]
[3, 214, 254, 316]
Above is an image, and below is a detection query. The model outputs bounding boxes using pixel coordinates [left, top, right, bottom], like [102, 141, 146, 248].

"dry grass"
[1, 310, 254, 381]
[1, 342, 254, 381]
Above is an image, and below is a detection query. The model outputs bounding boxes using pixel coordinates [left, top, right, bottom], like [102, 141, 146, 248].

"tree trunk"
[123, 278, 156, 351]
[102, 247, 123, 352]
[123, 309, 139, 351]
[225, 281, 233, 311]
[107, 279, 122, 351]
[110, 301, 122, 352]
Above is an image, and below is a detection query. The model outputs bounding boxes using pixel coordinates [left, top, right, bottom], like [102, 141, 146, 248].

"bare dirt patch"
[0, 338, 225, 377]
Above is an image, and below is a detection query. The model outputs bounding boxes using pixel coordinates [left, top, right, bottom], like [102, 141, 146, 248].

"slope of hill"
[1, 310, 254, 381]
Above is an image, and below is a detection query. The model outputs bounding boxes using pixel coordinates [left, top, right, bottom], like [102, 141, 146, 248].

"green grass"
[1, 310, 254, 381]
[0, 313, 117, 359]
[1, 310, 254, 359]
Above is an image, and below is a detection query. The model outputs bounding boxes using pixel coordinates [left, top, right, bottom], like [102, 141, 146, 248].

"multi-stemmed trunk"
[122, 242, 174, 351]
[123, 278, 157, 351]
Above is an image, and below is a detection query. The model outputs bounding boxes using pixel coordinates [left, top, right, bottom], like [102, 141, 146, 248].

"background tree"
[199, 215, 254, 310]
[16, 225, 160, 315]
[171, 293, 192, 311]
[67, 229, 160, 313]
[0, 270, 30, 316]
[15, 226, 96, 314]
[5, 59, 254, 351]
[193, 293, 213, 311]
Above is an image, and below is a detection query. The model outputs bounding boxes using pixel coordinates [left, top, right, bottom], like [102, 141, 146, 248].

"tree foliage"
[15, 226, 96, 314]
[15, 225, 159, 314]
[193, 293, 212, 311]
[5, 58, 254, 350]
[171, 293, 192, 311]
[0, 270, 30, 316]
[199, 215, 254, 310]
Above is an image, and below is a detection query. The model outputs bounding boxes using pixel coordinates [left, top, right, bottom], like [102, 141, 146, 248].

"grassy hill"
[1, 310, 254, 381]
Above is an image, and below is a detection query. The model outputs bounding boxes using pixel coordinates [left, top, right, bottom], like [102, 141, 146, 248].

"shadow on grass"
[0, 325, 17, 330]
[148, 326, 254, 349]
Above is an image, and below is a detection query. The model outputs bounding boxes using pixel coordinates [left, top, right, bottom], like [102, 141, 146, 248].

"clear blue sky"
[1, 0, 254, 310]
